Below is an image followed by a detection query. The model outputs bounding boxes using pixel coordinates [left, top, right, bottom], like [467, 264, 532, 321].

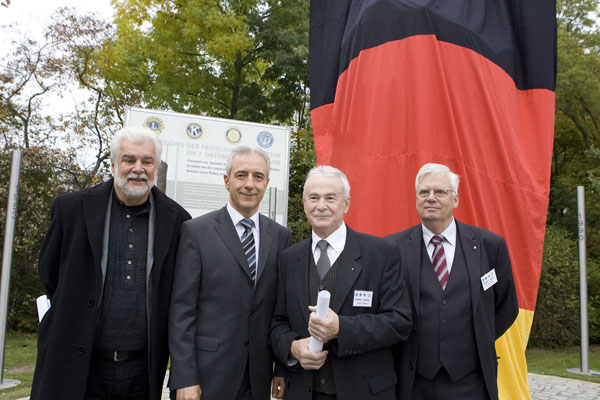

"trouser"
[410, 367, 490, 400]
[84, 349, 149, 400]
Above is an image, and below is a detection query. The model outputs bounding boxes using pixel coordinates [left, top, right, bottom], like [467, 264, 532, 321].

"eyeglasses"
[416, 189, 454, 199]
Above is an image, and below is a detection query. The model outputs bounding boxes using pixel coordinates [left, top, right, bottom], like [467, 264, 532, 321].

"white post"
[0, 150, 22, 388]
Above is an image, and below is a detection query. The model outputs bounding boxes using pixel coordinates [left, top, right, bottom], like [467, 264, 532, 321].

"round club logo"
[186, 123, 204, 139]
[256, 130, 274, 148]
[143, 117, 165, 134]
[225, 127, 242, 144]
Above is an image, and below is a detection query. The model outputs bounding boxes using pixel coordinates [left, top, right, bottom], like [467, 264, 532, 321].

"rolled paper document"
[309, 290, 331, 352]
[36, 295, 51, 322]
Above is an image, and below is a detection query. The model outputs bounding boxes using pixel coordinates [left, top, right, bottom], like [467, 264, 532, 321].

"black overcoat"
[31, 179, 191, 400]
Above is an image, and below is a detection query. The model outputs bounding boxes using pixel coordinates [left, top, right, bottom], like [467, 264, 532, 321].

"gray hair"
[110, 126, 162, 165]
[225, 146, 271, 177]
[415, 163, 460, 193]
[303, 165, 351, 199]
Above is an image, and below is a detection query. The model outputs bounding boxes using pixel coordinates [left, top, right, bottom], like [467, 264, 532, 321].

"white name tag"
[353, 290, 373, 307]
[481, 268, 498, 291]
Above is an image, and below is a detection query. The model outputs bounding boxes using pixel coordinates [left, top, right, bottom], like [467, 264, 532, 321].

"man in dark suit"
[169, 146, 292, 400]
[270, 165, 412, 400]
[31, 127, 191, 400]
[386, 163, 519, 400]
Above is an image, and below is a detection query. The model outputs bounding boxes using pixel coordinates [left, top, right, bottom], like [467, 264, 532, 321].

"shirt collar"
[422, 218, 456, 247]
[227, 202, 260, 230]
[311, 222, 347, 254]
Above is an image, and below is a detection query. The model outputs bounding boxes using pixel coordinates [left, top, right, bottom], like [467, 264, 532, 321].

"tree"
[104, 0, 309, 125]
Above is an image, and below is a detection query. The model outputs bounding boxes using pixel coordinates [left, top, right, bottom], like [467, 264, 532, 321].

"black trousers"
[84, 353, 149, 400]
[411, 368, 489, 400]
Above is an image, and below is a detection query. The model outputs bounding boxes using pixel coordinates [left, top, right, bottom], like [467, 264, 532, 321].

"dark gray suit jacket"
[270, 226, 412, 400]
[386, 220, 518, 400]
[169, 206, 292, 400]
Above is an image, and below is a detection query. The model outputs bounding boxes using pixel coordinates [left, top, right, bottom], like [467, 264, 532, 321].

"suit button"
[250, 312, 255, 317]
[441, 300, 447, 305]
[87, 299, 94, 306]
[77, 346, 86, 354]
[319, 285, 324, 290]
[244, 341, 249, 346]
[306, 387, 311, 392]
[410, 362, 415, 369]
[413, 327, 418, 332]
[248, 281, 253, 287]
[440, 338, 446, 343]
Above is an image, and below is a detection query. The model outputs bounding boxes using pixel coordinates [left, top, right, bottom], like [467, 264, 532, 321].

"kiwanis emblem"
[225, 127, 242, 144]
[186, 123, 203, 139]
[256, 131, 274, 148]
[143, 117, 165, 134]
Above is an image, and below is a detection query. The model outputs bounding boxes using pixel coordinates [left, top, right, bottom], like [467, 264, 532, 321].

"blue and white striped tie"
[240, 218, 256, 282]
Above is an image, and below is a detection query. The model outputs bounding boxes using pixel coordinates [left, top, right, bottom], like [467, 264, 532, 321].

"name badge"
[481, 269, 498, 291]
[353, 290, 373, 307]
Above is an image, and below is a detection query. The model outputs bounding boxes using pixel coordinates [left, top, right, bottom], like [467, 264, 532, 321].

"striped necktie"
[431, 235, 449, 290]
[240, 218, 256, 282]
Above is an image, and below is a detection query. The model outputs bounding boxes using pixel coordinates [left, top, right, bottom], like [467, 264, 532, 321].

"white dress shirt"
[422, 218, 457, 274]
[311, 222, 347, 266]
[227, 202, 260, 276]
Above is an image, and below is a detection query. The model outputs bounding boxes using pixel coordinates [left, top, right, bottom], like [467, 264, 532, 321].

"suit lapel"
[331, 227, 362, 313]
[405, 225, 423, 313]
[214, 207, 252, 279]
[257, 214, 274, 283]
[81, 181, 112, 277]
[150, 188, 177, 279]
[293, 240, 311, 325]
[457, 221, 482, 316]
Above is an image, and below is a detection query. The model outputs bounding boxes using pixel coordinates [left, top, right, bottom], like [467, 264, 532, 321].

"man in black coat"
[168, 146, 292, 400]
[386, 163, 518, 400]
[31, 126, 191, 400]
[270, 166, 412, 400]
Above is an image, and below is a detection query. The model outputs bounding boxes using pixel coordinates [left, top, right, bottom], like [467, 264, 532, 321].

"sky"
[0, 0, 114, 51]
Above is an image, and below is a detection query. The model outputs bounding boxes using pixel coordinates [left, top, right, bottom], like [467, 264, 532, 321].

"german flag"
[309, 1, 556, 398]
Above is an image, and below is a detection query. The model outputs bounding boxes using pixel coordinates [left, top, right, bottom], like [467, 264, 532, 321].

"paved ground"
[159, 373, 600, 400]
[16, 372, 599, 399]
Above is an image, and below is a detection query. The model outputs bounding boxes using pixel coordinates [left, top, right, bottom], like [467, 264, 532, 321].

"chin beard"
[115, 173, 154, 200]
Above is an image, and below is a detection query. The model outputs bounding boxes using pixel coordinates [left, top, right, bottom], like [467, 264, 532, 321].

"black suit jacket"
[31, 179, 191, 400]
[270, 226, 412, 400]
[168, 206, 292, 400]
[386, 220, 518, 400]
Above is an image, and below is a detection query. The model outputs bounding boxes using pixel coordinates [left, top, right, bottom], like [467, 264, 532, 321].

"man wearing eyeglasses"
[386, 163, 518, 400]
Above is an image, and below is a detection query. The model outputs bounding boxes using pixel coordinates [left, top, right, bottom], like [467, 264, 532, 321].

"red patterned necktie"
[431, 235, 449, 290]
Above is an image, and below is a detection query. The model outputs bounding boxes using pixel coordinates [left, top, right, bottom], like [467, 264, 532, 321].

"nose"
[316, 198, 327, 209]
[425, 190, 437, 201]
[132, 160, 144, 173]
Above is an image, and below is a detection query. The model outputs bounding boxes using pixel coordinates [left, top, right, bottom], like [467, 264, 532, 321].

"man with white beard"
[31, 126, 191, 400]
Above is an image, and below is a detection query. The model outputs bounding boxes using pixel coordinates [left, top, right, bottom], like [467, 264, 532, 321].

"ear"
[111, 161, 116, 176]
[453, 193, 459, 209]
[344, 197, 351, 213]
[224, 174, 230, 191]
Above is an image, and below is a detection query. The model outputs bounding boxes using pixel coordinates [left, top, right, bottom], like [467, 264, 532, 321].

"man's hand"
[271, 376, 285, 399]
[176, 385, 201, 400]
[308, 306, 339, 343]
[290, 337, 328, 370]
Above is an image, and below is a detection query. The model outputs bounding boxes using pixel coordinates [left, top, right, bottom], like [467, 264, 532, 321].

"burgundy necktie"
[431, 235, 449, 290]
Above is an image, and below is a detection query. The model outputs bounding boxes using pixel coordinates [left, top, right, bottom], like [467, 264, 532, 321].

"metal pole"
[576, 186, 589, 373]
[0, 150, 22, 385]
[269, 187, 277, 221]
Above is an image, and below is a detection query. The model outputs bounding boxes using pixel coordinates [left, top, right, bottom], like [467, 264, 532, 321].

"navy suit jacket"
[270, 226, 412, 400]
[386, 220, 518, 400]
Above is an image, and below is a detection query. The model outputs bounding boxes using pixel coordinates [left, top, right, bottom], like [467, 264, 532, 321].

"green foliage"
[106, 0, 309, 125]
[530, 224, 600, 346]
[287, 126, 315, 242]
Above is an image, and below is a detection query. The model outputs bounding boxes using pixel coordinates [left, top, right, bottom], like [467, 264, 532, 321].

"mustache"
[312, 210, 333, 217]
[127, 173, 148, 182]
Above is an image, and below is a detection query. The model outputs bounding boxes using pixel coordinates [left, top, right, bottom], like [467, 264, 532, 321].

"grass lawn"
[0, 333, 598, 399]
[526, 344, 600, 384]
[1, 333, 37, 400]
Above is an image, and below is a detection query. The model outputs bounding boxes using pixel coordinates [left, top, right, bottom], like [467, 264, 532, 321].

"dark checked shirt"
[94, 192, 150, 351]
